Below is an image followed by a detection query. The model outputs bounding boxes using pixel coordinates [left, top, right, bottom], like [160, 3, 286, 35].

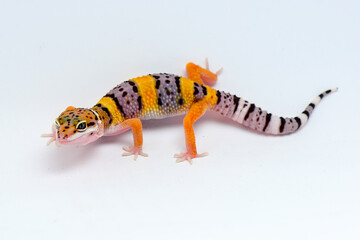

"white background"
[0, 0, 359, 239]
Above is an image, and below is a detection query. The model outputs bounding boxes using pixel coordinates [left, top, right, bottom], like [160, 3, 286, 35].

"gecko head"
[47, 106, 104, 146]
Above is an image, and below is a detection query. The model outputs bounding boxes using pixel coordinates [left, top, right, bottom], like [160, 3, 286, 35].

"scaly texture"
[42, 61, 337, 163]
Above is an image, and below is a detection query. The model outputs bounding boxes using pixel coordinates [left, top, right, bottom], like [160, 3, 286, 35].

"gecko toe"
[174, 151, 208, 164]
[122, 145, 148, 160]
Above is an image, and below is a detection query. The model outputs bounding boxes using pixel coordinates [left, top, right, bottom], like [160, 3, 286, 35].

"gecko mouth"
[56, 133, 90, 145]
[57, 127, 99, 145]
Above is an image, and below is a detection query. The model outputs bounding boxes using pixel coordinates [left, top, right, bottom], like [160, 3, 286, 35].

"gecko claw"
[41, 133, 53, 137]
[46, 138, 56, 146]
[174, 152, 208, 164]
[215, 67, 223, 76]
[41, 133, 57, 146]
[122, 146, 148, 160]
[205, 58, 223, 76]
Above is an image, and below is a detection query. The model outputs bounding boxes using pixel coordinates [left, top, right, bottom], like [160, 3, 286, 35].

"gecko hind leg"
[205, 58, 223, 76]
[186, 58, 222, 86]
[174, 99, 208, 164]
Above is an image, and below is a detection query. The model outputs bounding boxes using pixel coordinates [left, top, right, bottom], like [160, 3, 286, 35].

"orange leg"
[120, 118, 148, 160]
[174, 100, 209, 164]
[186, 59, 221, 86]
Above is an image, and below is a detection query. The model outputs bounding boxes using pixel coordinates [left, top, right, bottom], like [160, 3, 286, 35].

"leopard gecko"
[42, 60, 337, 164]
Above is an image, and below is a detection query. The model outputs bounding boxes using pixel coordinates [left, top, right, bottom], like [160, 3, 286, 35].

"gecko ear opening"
[65, 106, 75, 111]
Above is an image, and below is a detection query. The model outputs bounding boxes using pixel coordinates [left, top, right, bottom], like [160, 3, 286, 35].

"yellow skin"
[42, 60, 336, 163]
[42, 60, 221, 164]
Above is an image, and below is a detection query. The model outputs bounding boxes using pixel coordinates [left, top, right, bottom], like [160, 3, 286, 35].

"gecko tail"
[211, 88, 338, 135]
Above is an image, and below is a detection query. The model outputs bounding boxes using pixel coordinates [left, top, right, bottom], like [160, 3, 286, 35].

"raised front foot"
[122, 145, 148, 160]
[205, 58, 223, 76]
[174, 152, 208, 165]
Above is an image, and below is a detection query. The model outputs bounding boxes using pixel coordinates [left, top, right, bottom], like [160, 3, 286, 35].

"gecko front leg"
[112, 118, 148, 160]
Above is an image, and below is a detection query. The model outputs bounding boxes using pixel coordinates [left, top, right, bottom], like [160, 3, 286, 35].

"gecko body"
[42, 61, 337, 163]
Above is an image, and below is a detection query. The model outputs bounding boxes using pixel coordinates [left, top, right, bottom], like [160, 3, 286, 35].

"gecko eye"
[55, 120, 60, 129]
[76, 121, 87, 131]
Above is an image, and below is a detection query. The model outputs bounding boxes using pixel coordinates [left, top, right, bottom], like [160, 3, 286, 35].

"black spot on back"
[233, 95, 240, 113]
[263, 113, 272, 132]
[202, 86, 207, 95]
[244, 104, 255, 121]
[216, 91, 221, 104]
[166, 88, 171, 95]
[99, 106, 112, 124]
[279, 117, 286, 133]
[194, 87, 199, 95]
[155, 80, 160, 89]
[175, 78, 181, 93]
[137, 96, 142, 111]
[295, 117, 302, 129]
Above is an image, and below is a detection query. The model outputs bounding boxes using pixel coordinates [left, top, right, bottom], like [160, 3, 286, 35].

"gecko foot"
[41, 133, 60, 146]
[122, 146, 148, 160]
[174, 152, 208, 165]
[205, 58, 223, 76]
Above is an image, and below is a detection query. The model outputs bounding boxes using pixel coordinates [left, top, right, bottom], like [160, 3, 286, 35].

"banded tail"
[211, 88, 338, 135]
